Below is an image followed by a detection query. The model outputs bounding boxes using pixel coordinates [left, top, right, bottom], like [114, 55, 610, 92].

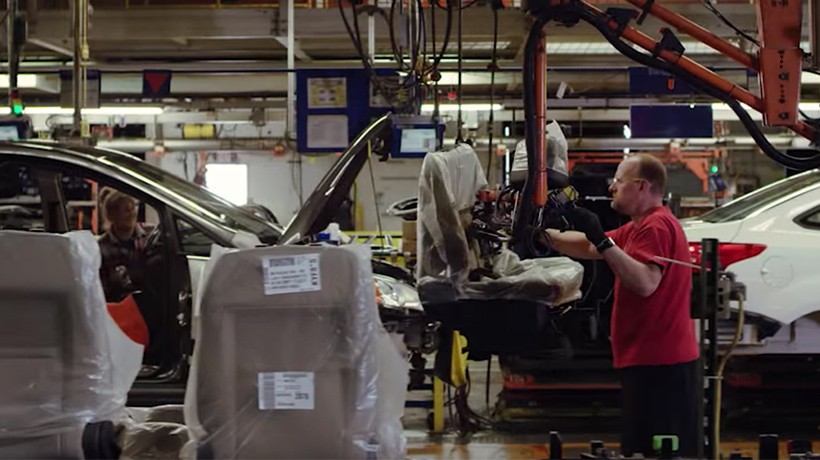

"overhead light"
[0, 74, 40, 89]
[622, 124, 632, 139]
[711, 102, 820, 110]
[421, 103, 503, 112]
[802, 72, 820, 85]
[0, 106, 164, 115]
[85, 106, 164, 115]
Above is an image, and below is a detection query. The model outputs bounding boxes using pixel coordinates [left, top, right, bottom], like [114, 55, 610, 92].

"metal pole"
[811, 0, 820, 70]
[702, 238, 720, 460]
[72, 0, 83, 135]
[287, 0, 295, 142]
[456, 0, 463, 142]
[368, 4, 375, 59]
[285, 0, 302, 204]
[7, 0, 19, 112]
[534, 30, 547, 208]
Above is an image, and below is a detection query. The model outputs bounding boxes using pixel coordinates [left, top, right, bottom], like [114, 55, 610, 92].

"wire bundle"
[338, 0, 457, 114]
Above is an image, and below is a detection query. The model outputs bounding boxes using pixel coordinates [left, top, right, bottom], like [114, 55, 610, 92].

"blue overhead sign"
[630, 104, 713, 138]
[629, 67, 697, 95]
[296, 69, 393, 154]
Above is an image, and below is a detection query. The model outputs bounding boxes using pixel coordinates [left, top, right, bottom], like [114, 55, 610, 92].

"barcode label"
[261, 254, 321, 295]
[258, 372, 315, 410]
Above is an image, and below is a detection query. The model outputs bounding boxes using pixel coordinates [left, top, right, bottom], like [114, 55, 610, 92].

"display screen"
[0, 125, 20, 141]
[400, 128, 437, 154]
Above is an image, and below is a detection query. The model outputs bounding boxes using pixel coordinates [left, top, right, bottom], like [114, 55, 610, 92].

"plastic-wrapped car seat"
[0, 231, 137, 459]
[509, 120, 570, 190]
[416, 144, 583, 359]
[184, 244, 406, 460]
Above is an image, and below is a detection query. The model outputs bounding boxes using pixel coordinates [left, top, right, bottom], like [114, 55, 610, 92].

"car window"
[696, 170, 820, 223]
[799, 208, 820, 229]
[96, 152, 282, 245]
[0, 163, 45, 232]
[176, 217, 217, 257]
[59, 173, 162, 236]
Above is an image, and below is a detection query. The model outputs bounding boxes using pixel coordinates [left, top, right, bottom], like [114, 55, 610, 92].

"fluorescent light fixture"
[544, 40, 810, 55]
[463, 40, 511, 50]
[711, 102, 820, 112]
[421, 103, 503, 112]
[0, 106, 164, 115]
[802, 72, 820, 85]
[0, 74, 40, 88]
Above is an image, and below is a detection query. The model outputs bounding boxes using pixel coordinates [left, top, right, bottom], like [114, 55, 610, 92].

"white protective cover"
[510, 120, 569, 184]
[0, 230, 142, 458]
[183, 243, 407, 459]
[417, 144, 583, 305]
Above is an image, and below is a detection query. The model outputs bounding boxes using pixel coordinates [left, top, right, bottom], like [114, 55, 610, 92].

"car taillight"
[689, 242, 766, 269]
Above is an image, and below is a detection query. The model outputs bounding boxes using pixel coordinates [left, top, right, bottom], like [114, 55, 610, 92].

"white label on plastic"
[258, 372, 315, 410]
[261, 254, 321, 295]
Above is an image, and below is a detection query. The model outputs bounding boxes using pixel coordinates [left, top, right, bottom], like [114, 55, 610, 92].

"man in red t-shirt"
[541, 154, 699, 457]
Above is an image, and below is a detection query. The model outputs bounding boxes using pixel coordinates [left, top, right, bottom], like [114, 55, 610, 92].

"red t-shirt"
[605, 206, 699, 368]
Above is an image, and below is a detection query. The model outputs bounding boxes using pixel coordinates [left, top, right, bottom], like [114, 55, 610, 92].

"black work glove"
[567, 207, 607, 247]
[523, 225, 551, 254]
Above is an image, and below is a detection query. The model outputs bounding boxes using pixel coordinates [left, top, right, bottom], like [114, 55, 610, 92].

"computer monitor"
[0, 125, 19, 141]
[400, 127, 437, 154]
[0, 117, 32, 141]
[391, 117, 444, 158]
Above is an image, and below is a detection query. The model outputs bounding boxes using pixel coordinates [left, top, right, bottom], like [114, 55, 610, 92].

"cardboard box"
[402, 220, 417, 254]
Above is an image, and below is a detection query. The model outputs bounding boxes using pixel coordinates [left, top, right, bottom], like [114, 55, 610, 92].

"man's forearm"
[544, 229, 603, 260]
[601, 246, 661, 297]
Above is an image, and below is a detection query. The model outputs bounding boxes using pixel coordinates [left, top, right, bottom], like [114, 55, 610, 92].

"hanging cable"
[512, 15, 550, 234]
[699, 0, 759, 47]
[340, 0, 450, 114]
[573, 6, 820, 169]
[800, 109, 820, 122]
[431, 0, 441, 129]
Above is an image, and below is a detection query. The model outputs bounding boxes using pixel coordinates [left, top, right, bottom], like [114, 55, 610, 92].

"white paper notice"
[261, 254, 321, 295]
[307, 115, 348, 150]
[258, 372, 315, 410]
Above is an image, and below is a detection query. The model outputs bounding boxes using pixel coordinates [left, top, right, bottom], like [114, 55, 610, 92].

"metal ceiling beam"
[27, 38, 74, 57]
[274, 37, 312, 62]
[25, 5, 780, 46]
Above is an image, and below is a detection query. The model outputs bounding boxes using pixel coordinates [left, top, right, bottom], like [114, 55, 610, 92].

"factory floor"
[401, 358, 819, 460]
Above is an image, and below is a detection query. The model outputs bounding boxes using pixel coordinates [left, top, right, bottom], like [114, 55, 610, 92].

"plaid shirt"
[98, 226, 148, 301]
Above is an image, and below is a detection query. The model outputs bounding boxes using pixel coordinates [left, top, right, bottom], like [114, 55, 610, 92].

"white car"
[682, 169, 820, 356]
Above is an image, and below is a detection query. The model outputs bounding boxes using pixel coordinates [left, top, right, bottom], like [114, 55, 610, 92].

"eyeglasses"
[608, 176, 646, 186]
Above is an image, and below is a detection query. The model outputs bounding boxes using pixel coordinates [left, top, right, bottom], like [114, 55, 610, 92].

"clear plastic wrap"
[120, 422, 191, 460]
[417, 146, 583, 306]
[417, 144, 487, 287]
[510, 120, 570, 185]
[416, 251, 583, 305]
[0, 230, 139, 457]
[184, 244, 406, 459]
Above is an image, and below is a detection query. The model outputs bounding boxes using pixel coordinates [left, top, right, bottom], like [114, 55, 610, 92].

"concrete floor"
[401, 358, 818, 460]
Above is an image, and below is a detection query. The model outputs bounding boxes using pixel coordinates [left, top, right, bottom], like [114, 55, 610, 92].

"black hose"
[513, 16, 549, 236]
[575, 6, 820, 170]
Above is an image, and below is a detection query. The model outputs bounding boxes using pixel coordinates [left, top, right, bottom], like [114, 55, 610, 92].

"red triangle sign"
[143, 70, 172, 97]
[146, 73, 169, 93]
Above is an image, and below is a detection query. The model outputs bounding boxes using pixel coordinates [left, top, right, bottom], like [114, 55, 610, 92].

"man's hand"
[567, 207, 607, 247]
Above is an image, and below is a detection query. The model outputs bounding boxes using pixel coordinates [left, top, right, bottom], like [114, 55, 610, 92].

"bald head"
[626, 154, 667, 196]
